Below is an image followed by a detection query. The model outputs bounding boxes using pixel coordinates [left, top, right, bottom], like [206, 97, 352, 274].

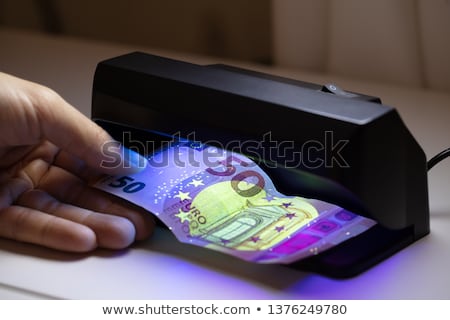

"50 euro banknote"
[94, 140, 376, 264]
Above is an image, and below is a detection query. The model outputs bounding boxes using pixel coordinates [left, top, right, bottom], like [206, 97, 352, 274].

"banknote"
[95, 140, 376, 264]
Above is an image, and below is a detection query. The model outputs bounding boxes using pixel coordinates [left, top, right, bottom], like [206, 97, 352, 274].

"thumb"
[29, 81, 147, 174]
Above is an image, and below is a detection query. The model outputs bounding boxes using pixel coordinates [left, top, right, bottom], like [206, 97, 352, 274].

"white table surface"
[1, 28, 449, 299]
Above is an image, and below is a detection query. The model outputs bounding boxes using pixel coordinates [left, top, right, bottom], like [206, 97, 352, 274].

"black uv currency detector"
[91, 52, 429, 278]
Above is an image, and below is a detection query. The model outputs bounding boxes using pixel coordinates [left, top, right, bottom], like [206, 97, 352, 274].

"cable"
[427, 148, 450, 171]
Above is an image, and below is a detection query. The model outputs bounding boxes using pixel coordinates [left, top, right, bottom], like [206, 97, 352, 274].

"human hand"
[0, 72, 154, 252]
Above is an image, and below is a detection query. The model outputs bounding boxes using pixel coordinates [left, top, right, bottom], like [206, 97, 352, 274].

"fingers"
[0, 204, 97, 252]
[31, 88, 147, 175]
[52, 148, 104, 183]
[0, 72, 155, 252]
[0, 174, 139, 251]
[0, 159, 154, 252]
[37, 165, 155, 241]
[17, 141, 101, 185]
[0, 72, 147, 175]
[0, 177, 32, 211]
[16, 190, 136, 249]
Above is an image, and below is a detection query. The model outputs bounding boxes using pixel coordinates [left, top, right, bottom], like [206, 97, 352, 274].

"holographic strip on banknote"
[95, 140, 376, 264]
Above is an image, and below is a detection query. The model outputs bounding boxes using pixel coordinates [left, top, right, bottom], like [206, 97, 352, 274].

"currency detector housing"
[91, 52, 430, 278]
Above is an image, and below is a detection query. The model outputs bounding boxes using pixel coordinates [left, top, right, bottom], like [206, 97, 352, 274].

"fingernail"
[121, 146, 148, 172]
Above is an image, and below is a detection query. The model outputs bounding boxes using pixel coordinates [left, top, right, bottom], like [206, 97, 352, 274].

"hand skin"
[0, 72, 154, 252]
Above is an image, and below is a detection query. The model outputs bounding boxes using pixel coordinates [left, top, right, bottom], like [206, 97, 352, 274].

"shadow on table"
[0, 226, 314, 292]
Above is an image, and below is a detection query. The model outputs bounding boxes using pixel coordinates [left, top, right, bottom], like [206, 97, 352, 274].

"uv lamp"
[91, 52, 430, 278]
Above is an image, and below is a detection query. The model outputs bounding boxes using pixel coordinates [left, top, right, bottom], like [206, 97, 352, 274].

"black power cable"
[427, 148, 450, 171]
